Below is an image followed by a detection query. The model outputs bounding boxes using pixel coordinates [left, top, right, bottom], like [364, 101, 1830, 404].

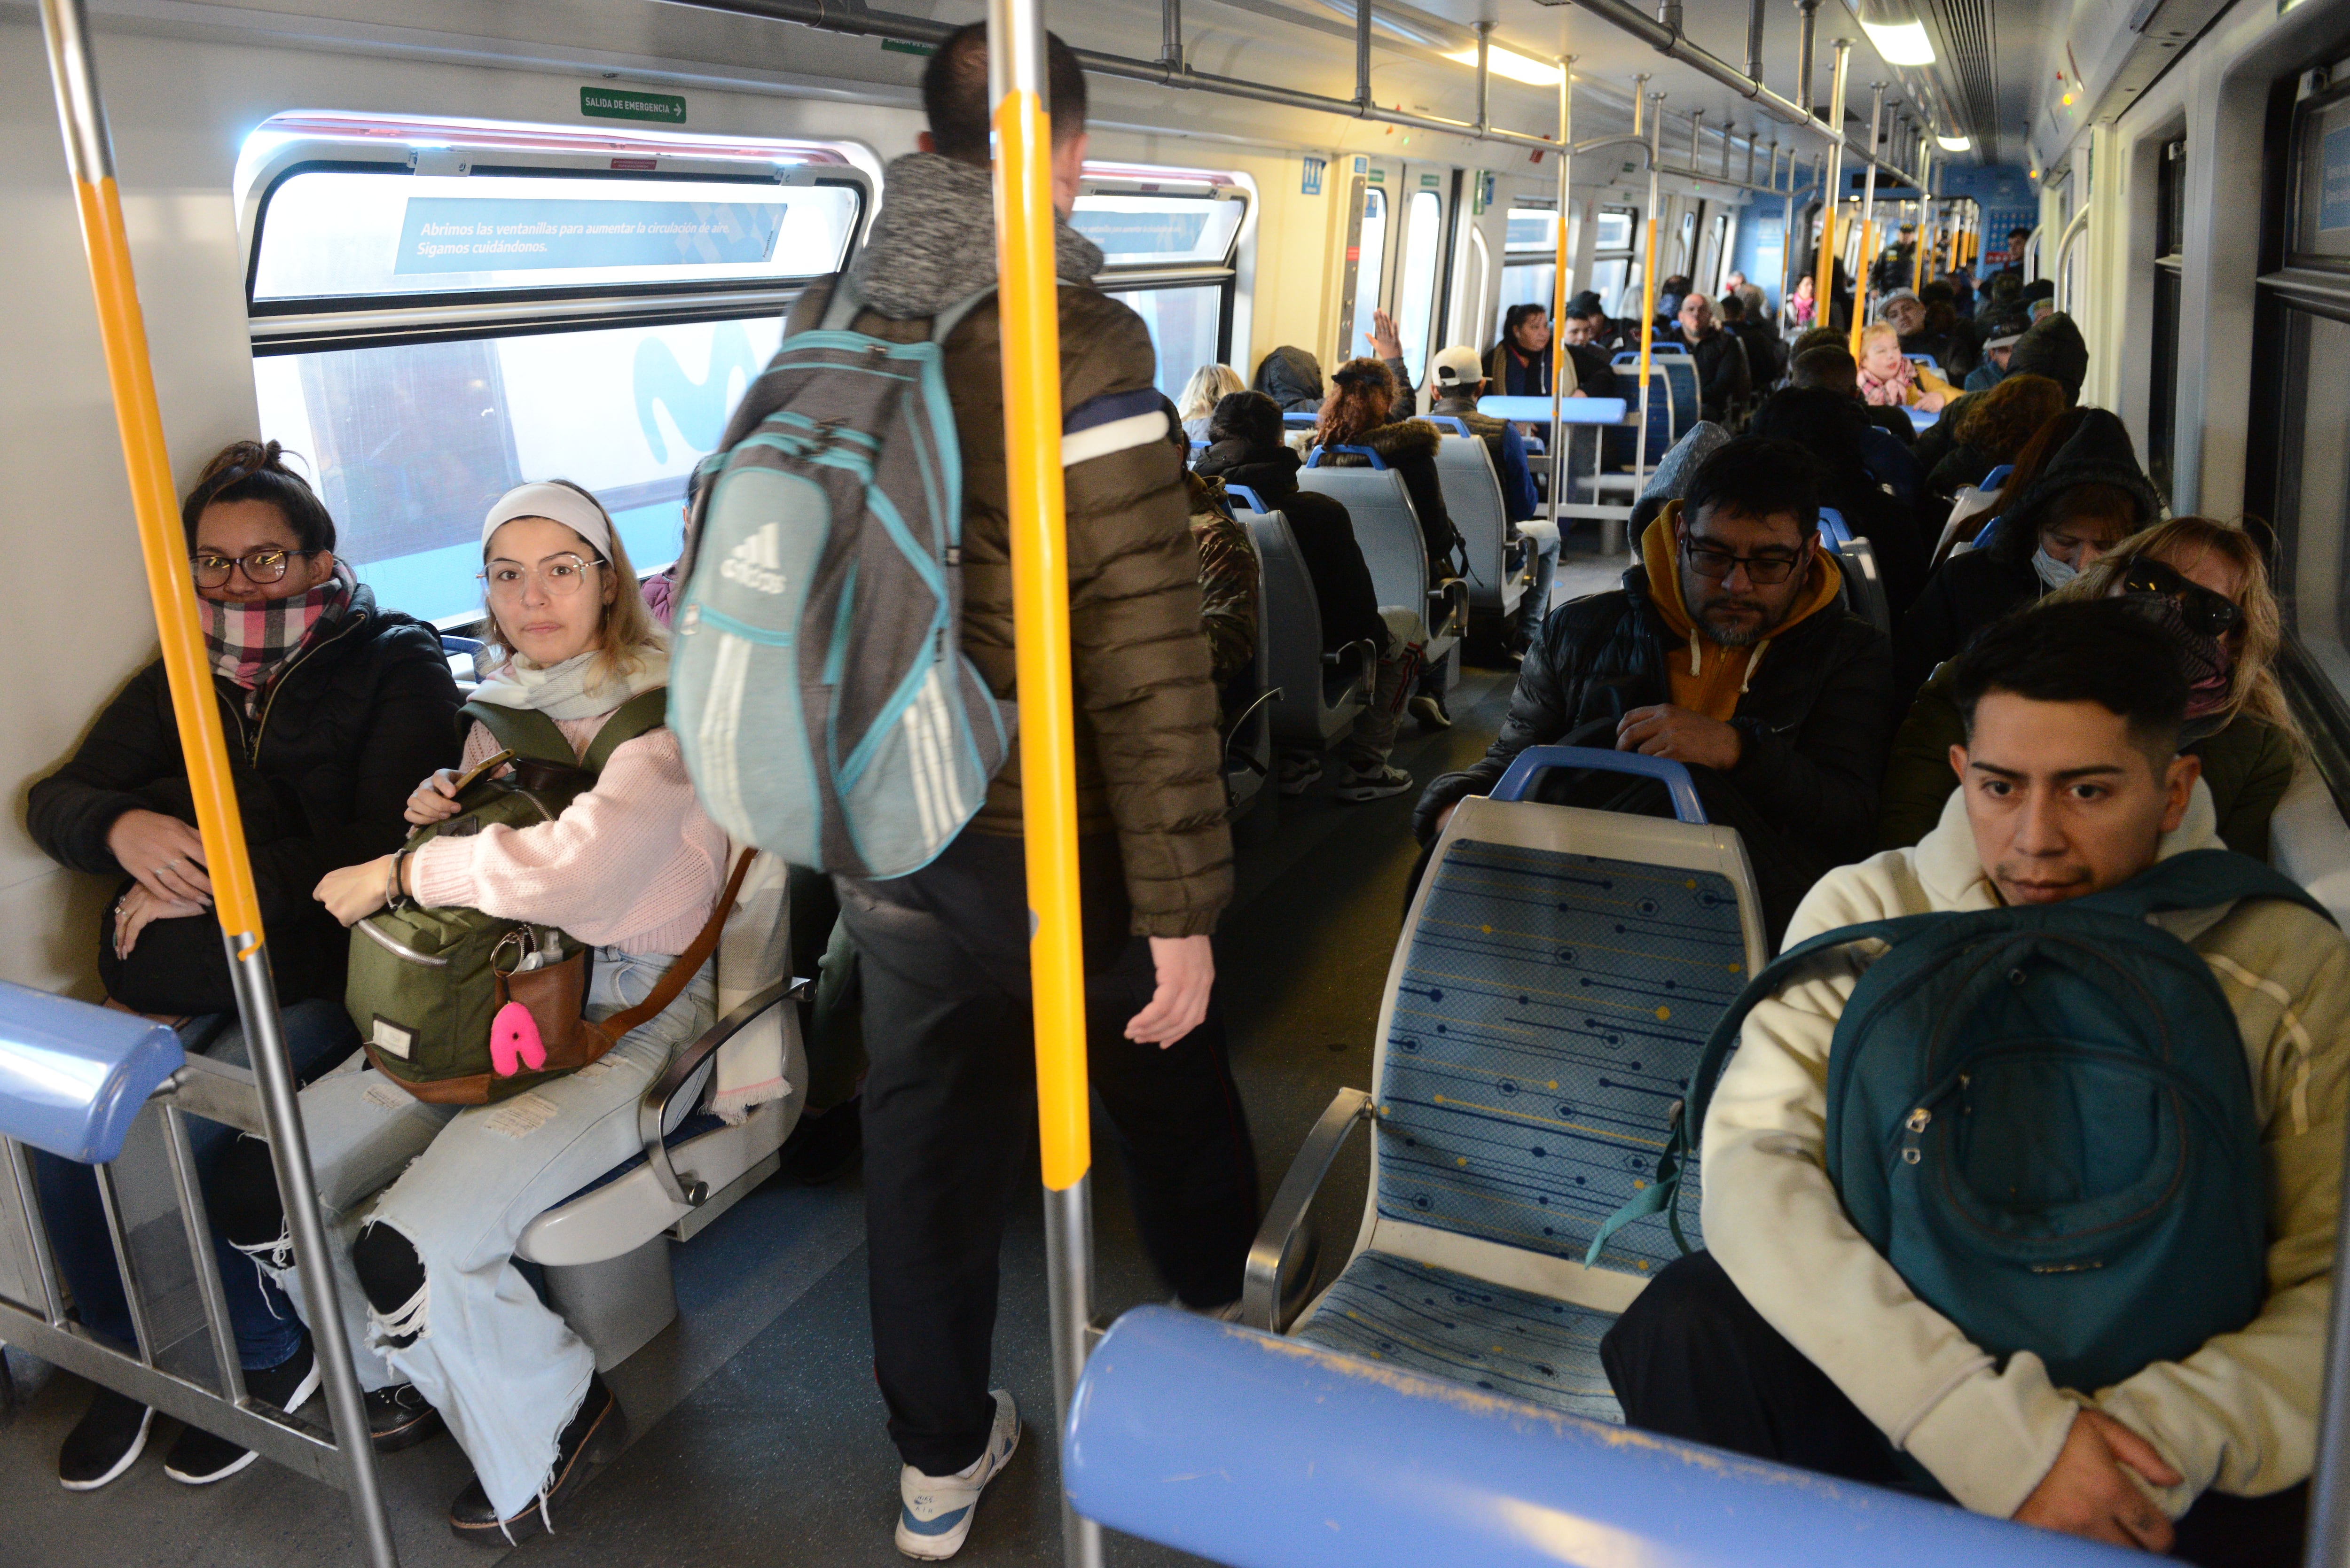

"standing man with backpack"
[1600, 599, 2346, 1567]
[783, 25, 1256, 1561]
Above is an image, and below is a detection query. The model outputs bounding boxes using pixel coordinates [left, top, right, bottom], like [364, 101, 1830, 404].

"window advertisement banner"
[393, 196, 784, 274]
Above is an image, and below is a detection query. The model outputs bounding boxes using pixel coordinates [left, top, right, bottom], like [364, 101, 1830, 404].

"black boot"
[368, 1383, 446, 1454]
[447, 1372, 627, 1548]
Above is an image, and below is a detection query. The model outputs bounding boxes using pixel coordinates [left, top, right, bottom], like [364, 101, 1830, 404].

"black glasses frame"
[1679, 535, 1808, 586]
[189, 547, 320, 588]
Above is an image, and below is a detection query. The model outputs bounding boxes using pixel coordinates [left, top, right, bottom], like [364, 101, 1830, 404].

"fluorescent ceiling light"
[1860, 16, 1936, 64]
[1443, 44, 1563, 86]
[1937, 133, 1972, 151]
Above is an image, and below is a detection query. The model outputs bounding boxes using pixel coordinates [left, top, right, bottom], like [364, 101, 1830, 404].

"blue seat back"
[1224, 483, 1269, 514]
[1655, 359, 1700, 437]
[1816, 506, 1853, 549]
[1423, 414, 1470, 436]
[1981, 463, 2014, 491]
[1371, 763, 1765, 1279]
[1972, 515, 2003, 550]
[1431, 435, 1514, 615]
[1906, 353, 1940, 370]
[1305, 444, 1387, 470]
[1294, 467, 1428, 625]
[1607, 369, 1672, 466]
[0, 982, 185, 1164]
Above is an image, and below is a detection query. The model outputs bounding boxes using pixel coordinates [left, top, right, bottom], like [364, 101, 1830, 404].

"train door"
[1390, 164, 1454, 383]
[1336, 158, 1396, 365]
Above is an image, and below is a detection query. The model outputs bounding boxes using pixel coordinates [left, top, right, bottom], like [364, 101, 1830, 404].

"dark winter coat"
[27, 585, 460, 1011]
[1253, 347, 1327, 413]
[1192, 440, 1390, 655]
[1411, 562, 1896, 939]
[1317, 417, 1465, 574]
[1676, 327, 1751, 422]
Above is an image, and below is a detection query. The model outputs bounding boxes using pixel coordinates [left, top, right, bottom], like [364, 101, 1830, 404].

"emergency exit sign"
[582, 87, 686, 125]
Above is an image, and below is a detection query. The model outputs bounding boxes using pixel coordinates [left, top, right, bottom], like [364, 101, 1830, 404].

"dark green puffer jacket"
[790, 152, 1229, 937]
[1877, 661, 2297, 858]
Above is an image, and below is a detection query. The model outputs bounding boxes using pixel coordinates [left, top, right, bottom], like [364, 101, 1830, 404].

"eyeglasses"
[1681, 538, 1805, 585]
[2122, 558, 2244, 638]
[479, 553, 605, 601]
[190, 548, 318, 588]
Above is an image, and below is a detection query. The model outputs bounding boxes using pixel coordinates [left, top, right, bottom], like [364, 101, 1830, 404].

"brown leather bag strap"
[587, 848, 757, 1045]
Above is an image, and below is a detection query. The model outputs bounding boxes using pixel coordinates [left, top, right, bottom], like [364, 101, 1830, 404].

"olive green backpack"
[348, 691, 695, 1105]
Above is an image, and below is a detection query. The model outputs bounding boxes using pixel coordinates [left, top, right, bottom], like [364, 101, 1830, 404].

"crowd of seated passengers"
[24, 439, 461, 1490]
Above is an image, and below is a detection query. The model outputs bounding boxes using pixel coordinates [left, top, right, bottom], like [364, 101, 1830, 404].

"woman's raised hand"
[104, 808, 213, 906]
[405, 768, 465, 826]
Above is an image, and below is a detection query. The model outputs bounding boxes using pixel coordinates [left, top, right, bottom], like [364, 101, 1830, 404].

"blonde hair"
[1858, 321, 1901, 355]
[2053, 516, 2298, 742]
[1178, 364, 1246, 422]
[477, 480, 661, 689]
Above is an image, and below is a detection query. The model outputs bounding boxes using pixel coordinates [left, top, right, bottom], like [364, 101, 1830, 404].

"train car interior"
[7, 0, 2350, 1560]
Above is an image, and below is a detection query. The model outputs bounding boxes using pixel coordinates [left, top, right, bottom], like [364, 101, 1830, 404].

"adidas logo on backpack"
[720, 525, 787, 595]
[669, 274, 1010, 881]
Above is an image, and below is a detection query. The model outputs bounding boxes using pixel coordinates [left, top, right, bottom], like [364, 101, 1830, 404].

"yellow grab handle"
[1637, 214, 1659, 385]
[74, 176, 266, 941]
[992, 88, 1091, 1194]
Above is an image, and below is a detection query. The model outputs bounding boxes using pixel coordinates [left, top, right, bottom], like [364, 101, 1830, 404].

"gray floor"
[0, 636, 1550, 1567]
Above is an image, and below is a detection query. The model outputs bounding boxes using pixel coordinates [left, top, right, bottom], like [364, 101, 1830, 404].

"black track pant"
[1601, 1251, 2307, 1568]
[836, 830, 1260, 1477]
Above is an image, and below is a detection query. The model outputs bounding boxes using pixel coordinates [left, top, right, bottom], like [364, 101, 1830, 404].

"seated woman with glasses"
[1877, 515, 2298, 856]
[24, 438, 461, 1491]
[213, 480, 728, 1546]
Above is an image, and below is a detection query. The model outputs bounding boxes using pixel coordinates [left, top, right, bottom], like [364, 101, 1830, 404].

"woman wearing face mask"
[1485, 304, 1554, 398]
[24, 440, 460, 1491]
[1877, 516, 2295, 855]
[1892, 408, 2161, 699]
[211, 481, 730, 1546]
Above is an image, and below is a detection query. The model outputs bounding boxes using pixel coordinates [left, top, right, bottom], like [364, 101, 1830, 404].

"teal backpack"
[1592, 849, 2329, 1395]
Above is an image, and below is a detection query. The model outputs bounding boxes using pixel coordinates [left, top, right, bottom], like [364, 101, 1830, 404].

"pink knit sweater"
[409, 713, 728, 956]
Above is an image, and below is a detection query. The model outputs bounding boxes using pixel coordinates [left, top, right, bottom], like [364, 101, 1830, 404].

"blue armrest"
[1304, 445, 1386, 470]
[1224, 484, 1269, 514]
[0, 982, 186, 1164]
[1064, 1309, 2119, 1568]
[1487, 744, 1707, 823]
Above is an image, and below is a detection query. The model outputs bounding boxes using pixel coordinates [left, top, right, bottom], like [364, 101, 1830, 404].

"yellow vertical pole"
[1546, 59, 1575, 546]
[35, 1, 396, 1562]
[985, 3, 1100, 1565]
[1631, 89, 1661, 523]
[1848, 81, 1883, 359]
[1912, 150, 1932, 293]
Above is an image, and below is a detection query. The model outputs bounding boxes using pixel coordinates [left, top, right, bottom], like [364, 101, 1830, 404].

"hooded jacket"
[1894, 409, 2162, 697]
[1317, 417, 1465, 572]
[790, 152, 1230, 936]
[2004, 312, 2090, 405]
[1485, 340, 1552, 398]
[1705, 784, 2347, 1520]
[1412, 507, 1896, 938]
[1673, 325, 1752, 422]
[1636, 507, 1844, 719]
[1253, 347, 1326, 413]
[1747, 389, 1933, 614]
[1194, 439, 1390, 655]
[27, 583, 461, 1009]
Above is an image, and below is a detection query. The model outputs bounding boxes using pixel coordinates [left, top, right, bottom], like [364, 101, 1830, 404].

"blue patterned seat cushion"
[1292, 1251, 1625, 1423]
[1378, 837, 1747, 1275]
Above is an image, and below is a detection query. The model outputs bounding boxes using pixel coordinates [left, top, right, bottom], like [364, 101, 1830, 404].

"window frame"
[2147, 134, 2188, 507]
[1073, 161, 1257, 377]
[236, 114, 876, 355]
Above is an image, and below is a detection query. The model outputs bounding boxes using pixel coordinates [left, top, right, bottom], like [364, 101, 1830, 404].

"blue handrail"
[1423, 414, 1470, 436]
[439, 633, 484, 656]
[1487, 744, 1707, 822]
[1981, 463, 2014, 491]
[1304, 445, 1387, 470]
[1281, 411, 1320, 428]
[1224, 484, 1269, 514]
[1063, 1309, 2129, 1568]
[1817, 506, 1853, 549]
[1972, 515, 2003, 550]
[0, 981, 185, 1163]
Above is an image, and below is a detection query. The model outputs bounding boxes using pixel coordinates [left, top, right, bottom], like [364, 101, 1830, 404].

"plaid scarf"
[1857, 354, 1919, 407]
[203, 561, 355, 718]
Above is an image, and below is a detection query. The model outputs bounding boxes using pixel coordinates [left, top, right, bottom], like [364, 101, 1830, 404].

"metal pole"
[984, 0, 1102, 1564]
[1634, 90, 1662, 533]
[5, 1139, 69, 1326]
[1548, 58, 1577, 554]
[1473, 21, 1491, 135]
[1815, 39, 1850, 331]
[1913, 148, 1932, 292]
[1794, 0, 1819, 123]
[1849, 80, 1883, 357]
[1159, 0, 1179, 70]
[1745, 0, 1767, 84]
[1354, 0, 1371, 109]
[162, 1105, 249, 1406]
[34, 2, 397, 1562]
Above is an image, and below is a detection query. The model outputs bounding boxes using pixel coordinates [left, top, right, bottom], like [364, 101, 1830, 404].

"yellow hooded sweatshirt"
[1639, 502, 1844, 722]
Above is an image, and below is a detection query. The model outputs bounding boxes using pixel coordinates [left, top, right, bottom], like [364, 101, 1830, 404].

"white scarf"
[469, 638, 669, 720]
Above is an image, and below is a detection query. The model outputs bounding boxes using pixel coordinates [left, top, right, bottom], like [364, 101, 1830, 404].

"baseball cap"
[1431, 344, 1487, 389]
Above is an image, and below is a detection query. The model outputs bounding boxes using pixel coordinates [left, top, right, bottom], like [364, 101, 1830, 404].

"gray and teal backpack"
[669, 274, 1010, 880]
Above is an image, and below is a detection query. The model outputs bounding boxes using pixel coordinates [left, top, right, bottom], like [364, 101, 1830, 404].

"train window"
[1349, 186, 1389, 363]
[1595, 206, 1635, 251]
[1592, 204, 1638, 317]
[1394, 190, 1443, 376]
[236, 114, 873, 625]
[1705, 212, 1729, 294]
[250, 169, 858, 305]
[1496, 206, 1559, 341]
[1073, 166, 1255, 398]
[1677, 210, 1698, 274]
[2147, 136, 2187, 507]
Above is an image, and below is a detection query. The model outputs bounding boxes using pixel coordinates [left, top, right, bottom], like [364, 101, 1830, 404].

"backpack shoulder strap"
[582, 688, 670, 776]
[460, 701, 575, 765]
[816, 270, 867, 334]
[2080, 847, 2335, 929]
[930, 285, 997, 345]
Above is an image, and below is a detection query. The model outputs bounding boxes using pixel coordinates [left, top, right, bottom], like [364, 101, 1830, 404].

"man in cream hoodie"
[1602, 600, 2344, 1565]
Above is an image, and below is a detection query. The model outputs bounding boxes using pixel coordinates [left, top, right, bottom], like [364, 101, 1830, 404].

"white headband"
[481, 483, 613, 560]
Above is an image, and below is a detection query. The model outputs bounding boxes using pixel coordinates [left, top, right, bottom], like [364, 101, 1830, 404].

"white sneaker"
[1335, 762, 1413, 802]
[896, 1389, 1020, 1560]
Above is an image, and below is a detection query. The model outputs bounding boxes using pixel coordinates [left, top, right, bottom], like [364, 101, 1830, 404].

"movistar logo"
[720, 525, 786, 595]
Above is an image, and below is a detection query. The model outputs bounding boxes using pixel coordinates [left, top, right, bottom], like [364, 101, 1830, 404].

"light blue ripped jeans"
[265, 950, 714, 1519]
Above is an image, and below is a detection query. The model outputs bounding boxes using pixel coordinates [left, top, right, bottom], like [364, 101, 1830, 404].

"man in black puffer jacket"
[1413, 439, 1896, 940]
